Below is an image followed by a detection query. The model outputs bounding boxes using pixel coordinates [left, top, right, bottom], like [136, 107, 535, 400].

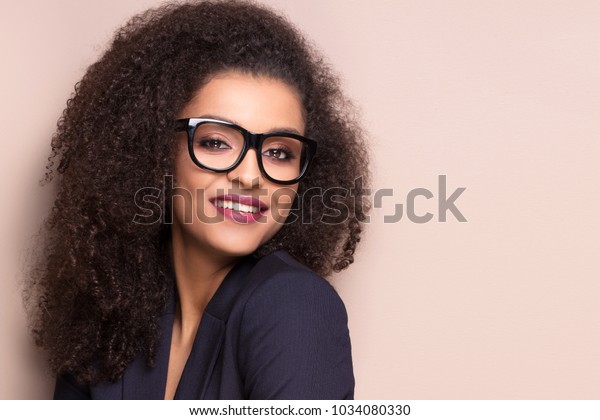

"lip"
[209, 194, 269, 224]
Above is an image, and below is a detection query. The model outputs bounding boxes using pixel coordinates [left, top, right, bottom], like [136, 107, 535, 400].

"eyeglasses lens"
[192, 122, 307, 182]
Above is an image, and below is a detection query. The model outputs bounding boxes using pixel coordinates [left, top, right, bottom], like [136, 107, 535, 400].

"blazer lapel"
[109, 255, 257, 400]
[174, 256, 257, 399]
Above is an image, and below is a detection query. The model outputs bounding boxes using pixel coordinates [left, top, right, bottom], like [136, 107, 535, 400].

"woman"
[27, 0, 369, 400]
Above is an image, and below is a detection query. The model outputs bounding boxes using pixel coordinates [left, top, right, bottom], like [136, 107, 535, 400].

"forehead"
[180, 71, 306, 134]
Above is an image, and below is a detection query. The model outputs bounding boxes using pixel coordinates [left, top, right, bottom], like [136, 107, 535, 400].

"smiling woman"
[25, 0, 369, 400]
[172, 73, 308, 256]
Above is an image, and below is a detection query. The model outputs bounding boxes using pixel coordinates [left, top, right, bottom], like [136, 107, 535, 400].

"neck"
[169, 223, 240, 337]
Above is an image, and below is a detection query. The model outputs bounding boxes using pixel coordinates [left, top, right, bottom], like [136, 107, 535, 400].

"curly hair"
[26, 0, 370, 385]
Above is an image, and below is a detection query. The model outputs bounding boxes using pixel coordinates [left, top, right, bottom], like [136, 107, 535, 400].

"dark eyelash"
[197, 137, 230, 146]
[265, 146, 295, 160]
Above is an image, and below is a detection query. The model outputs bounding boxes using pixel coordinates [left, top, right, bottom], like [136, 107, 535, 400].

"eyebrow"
[197, 113, 304, 136]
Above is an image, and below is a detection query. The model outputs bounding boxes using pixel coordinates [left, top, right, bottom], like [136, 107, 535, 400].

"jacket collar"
[94, 255, 257, 400]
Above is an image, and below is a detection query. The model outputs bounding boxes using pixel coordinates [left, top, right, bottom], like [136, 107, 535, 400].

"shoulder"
[233, 250, 354, 399]
[242, 250, 347, 319]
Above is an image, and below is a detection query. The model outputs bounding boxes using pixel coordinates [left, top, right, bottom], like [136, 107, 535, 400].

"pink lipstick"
[209, 194, 268, 224]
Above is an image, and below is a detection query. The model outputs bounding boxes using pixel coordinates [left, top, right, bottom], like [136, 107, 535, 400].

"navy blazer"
[54, 250, 354, 399]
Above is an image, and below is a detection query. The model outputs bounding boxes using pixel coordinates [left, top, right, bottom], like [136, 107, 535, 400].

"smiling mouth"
[214, 200, 261, 214]
[209, 194, 269, 216]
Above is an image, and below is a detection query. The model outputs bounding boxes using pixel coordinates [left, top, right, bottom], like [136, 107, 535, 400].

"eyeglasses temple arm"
[174, 119, 189, 132]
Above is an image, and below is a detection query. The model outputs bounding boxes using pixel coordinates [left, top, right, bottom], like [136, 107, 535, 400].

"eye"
[197, 138, 232, 150]
[263, 147, 295, 161]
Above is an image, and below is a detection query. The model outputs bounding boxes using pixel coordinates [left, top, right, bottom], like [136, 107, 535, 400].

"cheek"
[173, 150, 221, 222]
[267, 186, 298, 225]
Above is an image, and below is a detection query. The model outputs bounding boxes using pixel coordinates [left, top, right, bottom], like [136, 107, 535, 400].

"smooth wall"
[2, 0, 599, 399]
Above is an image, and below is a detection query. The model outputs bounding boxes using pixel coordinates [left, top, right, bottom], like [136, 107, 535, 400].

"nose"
[227, 149, 262, 189]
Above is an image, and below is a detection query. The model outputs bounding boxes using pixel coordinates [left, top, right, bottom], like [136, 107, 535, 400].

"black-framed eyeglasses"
[175, 118, 317, 185]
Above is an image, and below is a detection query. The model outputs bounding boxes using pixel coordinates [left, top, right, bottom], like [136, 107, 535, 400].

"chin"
[208, 239, 262, 258]
[211, 236, 266, 257]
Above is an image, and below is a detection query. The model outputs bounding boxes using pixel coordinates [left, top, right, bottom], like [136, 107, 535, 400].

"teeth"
[215, 200, 260, 214]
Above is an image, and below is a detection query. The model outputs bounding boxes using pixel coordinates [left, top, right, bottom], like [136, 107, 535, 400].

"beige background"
[2, 0, 599, 399]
